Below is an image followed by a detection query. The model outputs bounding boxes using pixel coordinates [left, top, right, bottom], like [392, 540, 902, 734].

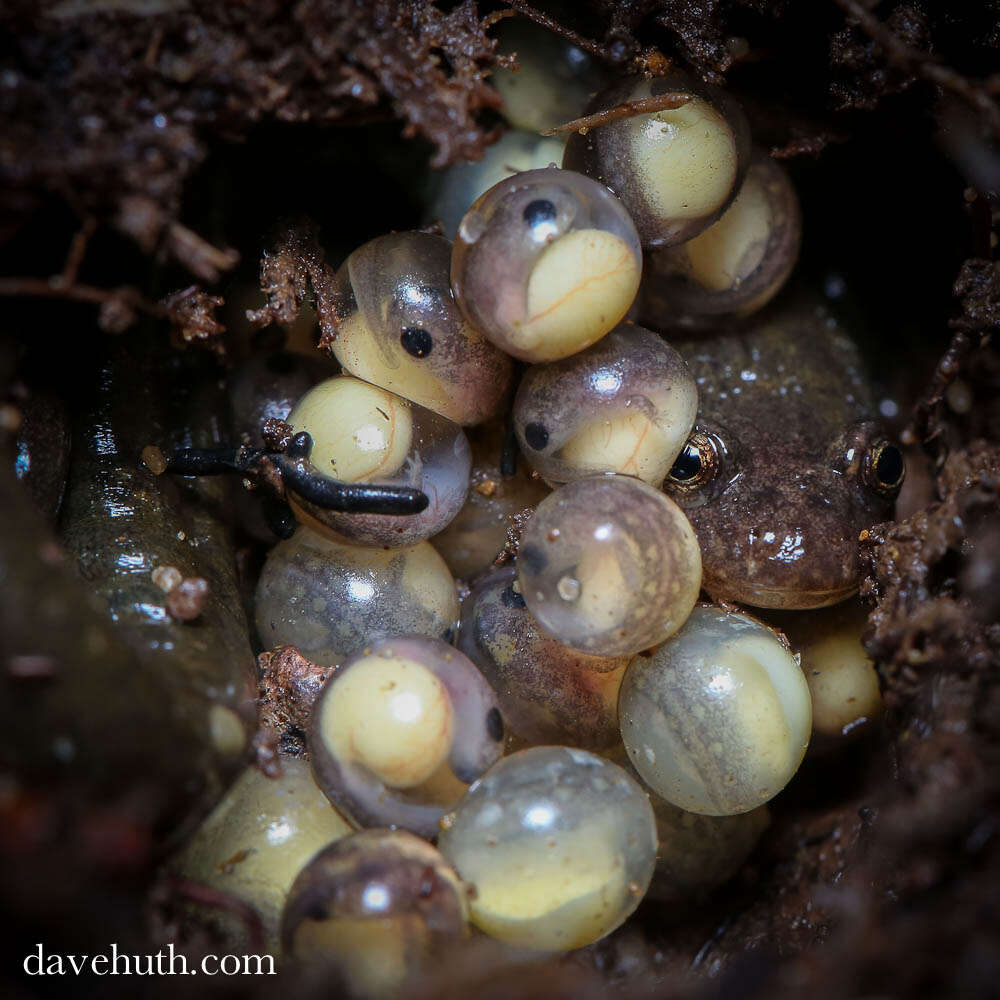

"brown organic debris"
[540, 93, 692, 136]
[1, 0, 510, 276]
[161, 286, 227, 349]
[257, 645, 331, 757]
[247, 221, 340, 349]
[909, 259, 1000, 464]
[832, 0, 1000, 136]
[860, 441, 1000, 707]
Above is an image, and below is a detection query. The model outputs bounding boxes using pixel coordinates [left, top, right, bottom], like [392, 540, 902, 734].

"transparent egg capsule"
[430, 420, 550, 581]
[619, 605, 812, 816]
[563, 74, 751, 248]
[329, 231, 513, 425]
[281, 829, 467, 997]
[309, 635, 504, 837]
[459, 567, 628, 750]
[491, 19, 605, 135]
[170, 759, 353, 954]
[286, 375, 471, 547]
[517, 475, 701, 657]
[255, 526, 460, 667]
[766, 599, 882, 746]
[437, 746, 657, 951]
[424, 130, 566, 240]
[513, 323, 698, 485]
[451, 167, 643, 362]
[638, 152, 802, 329]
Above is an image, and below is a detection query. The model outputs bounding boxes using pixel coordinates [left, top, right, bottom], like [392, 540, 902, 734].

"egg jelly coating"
[286, 375, 471, 547]
[620, 604, 812, 816]
[425, 130, 567, 240]
[438, 746, 657, 951]
[514, 323, 698, 486]
[518, 475, 701, 657]
[563, 74, 751, 249]
[330, 231, 513, 425]
[639, 152, 802, 329]
[459, 567, 628, 750]
[665, 300, 903, 610]
[171, 759, 353, 955]
[282, 829, 467, 998]
[431, 420, 551, 581]
[452, 167, 643, 363]
[309, 635, 504, 838]
[255, 526, 459, 667]
[492, 18, 605, 134]
[765, 598, 882, 745]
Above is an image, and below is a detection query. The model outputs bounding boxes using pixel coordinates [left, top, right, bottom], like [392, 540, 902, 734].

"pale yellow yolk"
[630, 98, 737, 224]
[288, 376, 412, 483]
[516, 229, 640, 361]
[172, 760, 352, 955]
[710, 644, 802, 800]
[559, 410, 673, 483]
[468, 825, 628, 951]
[570, 537, 636, 634]
[321, 655, 453, 789]
[683, 173, 772, 292]
[801, 632, 882, 737]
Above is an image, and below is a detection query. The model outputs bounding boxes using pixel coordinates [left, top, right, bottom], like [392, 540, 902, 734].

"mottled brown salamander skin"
[670, 301, 896, 609]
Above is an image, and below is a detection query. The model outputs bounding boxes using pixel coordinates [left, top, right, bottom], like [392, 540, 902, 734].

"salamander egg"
[639, 152, 802, 328]
[767, 599, 883, 746]
[563, 74, 750, 248]
[437, 746, 657, 951]
[170, 759, 353, 954]
[309, 636, 504, 837]
[517, 475, 701, 657]
[451, 167, 642, 362]
[513, 323, 698, 485]
[254, 526, 460, 667]
[430, 420, 550, 581]
[282, 829, 467, 998]
[329, 231, 513, 425]
[286, 375, 471, 547]
[459, 567, 628, 750]
[619, 605, 812, 815]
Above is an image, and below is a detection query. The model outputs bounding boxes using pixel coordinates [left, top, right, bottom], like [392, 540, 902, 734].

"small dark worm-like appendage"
[163, 431, 430, 517]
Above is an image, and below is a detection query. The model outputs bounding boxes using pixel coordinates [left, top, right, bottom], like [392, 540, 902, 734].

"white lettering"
[23, 944, 44, 976]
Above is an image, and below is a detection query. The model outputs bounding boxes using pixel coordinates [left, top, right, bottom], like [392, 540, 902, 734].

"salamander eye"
[400, 326, 433, 358]
[522, 198, 557, 231]
[664, 430, 719, 489]
[866, 441, 905, 493]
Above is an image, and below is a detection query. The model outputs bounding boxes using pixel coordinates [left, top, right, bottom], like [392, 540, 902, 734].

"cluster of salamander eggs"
[176, 25, 887, 991]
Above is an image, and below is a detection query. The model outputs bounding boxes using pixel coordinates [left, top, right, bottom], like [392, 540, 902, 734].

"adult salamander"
[665, 300, 903, 610]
